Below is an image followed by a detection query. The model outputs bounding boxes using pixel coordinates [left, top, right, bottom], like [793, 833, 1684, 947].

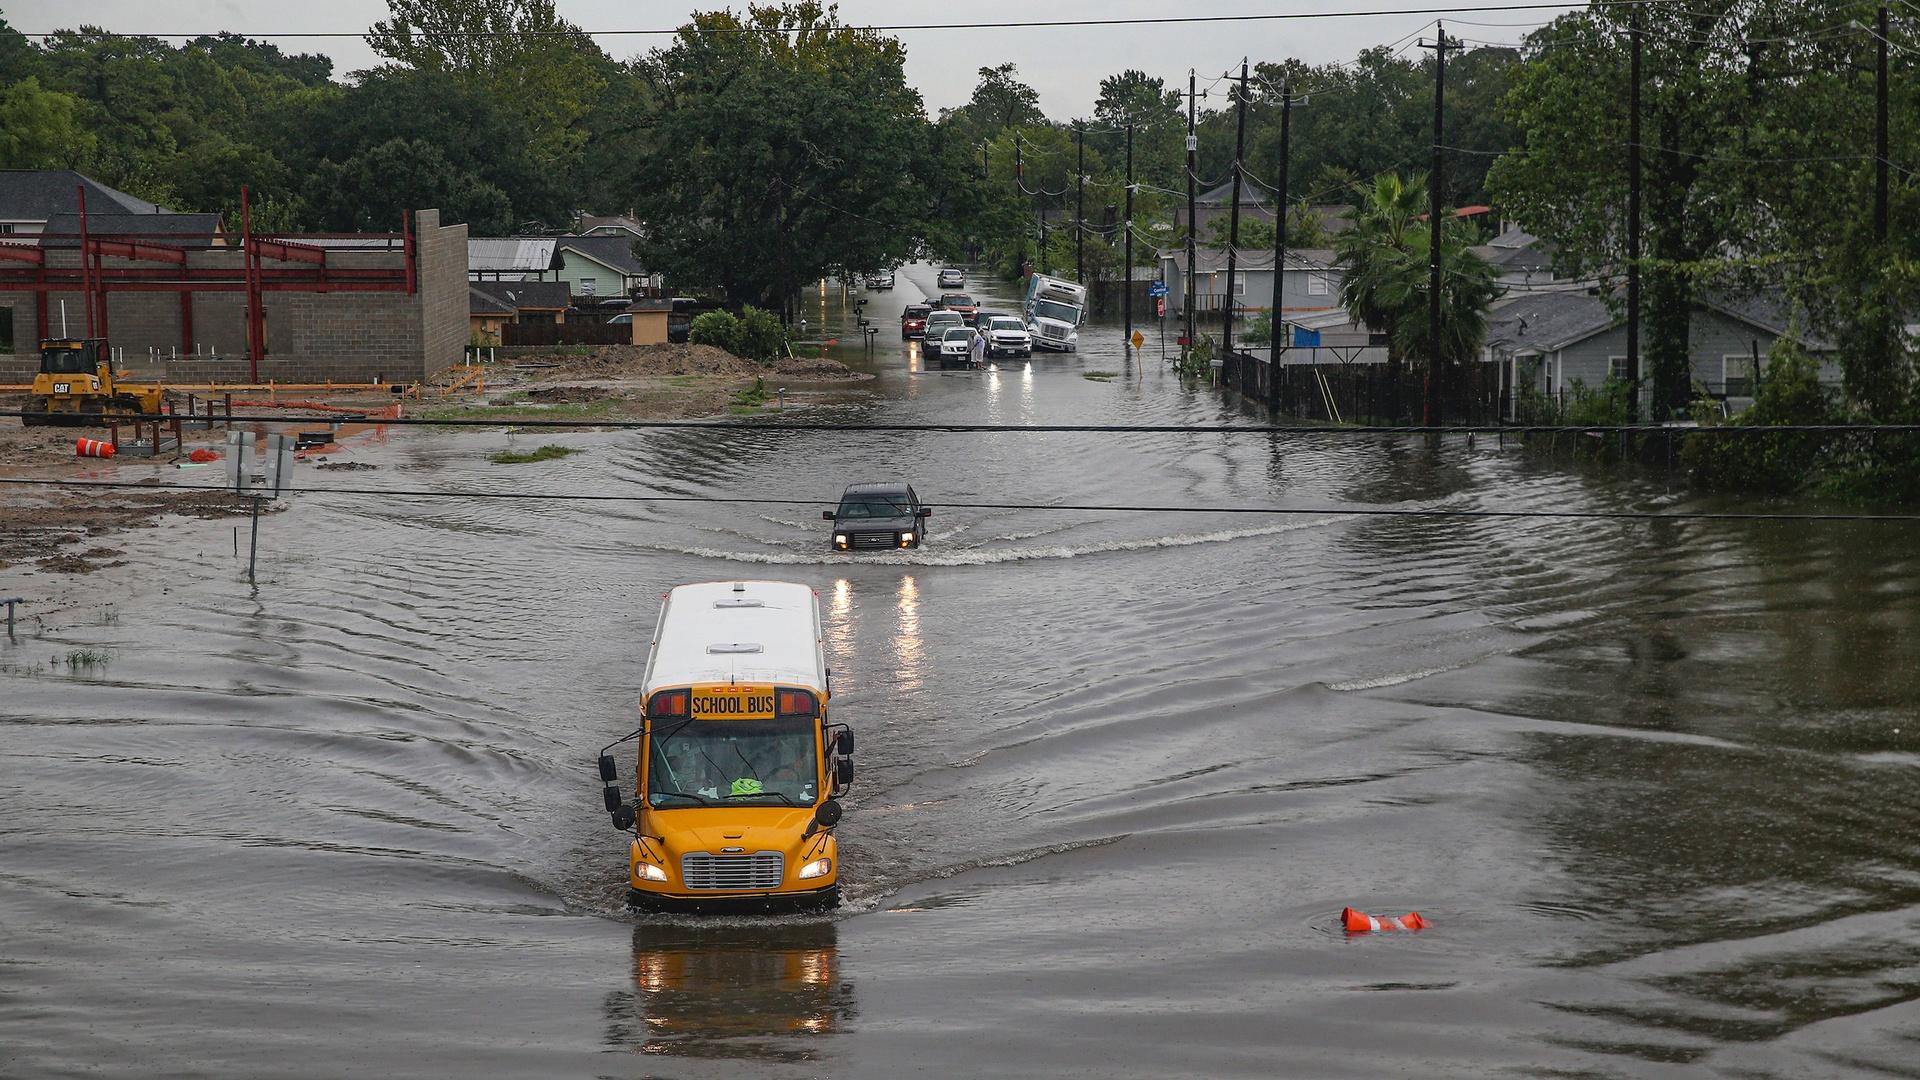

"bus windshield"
[649, 717, 817, 807]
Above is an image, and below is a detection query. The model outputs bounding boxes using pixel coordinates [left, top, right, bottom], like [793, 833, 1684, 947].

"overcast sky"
[4, 0, 1581, 115]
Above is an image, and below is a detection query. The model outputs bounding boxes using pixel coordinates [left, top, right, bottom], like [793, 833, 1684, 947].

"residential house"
[0, 169, 169, 237]
[1483, 287, 1840, 417]
[554, 236, 653, 300]
[1157, 247, 1342, 321]
[576, 214, 644, 238]
[468, 280, 571, 346]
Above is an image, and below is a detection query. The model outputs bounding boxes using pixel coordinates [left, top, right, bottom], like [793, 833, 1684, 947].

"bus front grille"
[681, 851, 785, 891]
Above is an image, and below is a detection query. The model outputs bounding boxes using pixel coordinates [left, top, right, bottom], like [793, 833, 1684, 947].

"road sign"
[1130, 329, 1145, 350]
[1156, 298, 1166, 318]
[1147, 280, 1168, 298]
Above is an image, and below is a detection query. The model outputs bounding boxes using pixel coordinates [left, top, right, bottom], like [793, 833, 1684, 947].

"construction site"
[0, 190, 467, 390]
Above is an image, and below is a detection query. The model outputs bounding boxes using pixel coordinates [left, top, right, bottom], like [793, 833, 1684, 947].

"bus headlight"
[797, 858, 832, 880]
[633, 861, 668, 883]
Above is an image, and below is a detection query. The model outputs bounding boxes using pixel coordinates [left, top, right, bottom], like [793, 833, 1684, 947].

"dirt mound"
[771, 356, 865, 379]
[526, 385, 620, 403]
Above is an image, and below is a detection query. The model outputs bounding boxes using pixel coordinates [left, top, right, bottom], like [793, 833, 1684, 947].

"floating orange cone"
[1342, 906, 1428, 933]
[188, 448, 220, 463]
[75, 438, 116, 459]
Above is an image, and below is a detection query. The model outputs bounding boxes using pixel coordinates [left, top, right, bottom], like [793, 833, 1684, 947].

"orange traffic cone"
[1342, 906, 1428, 933]
[188, 448, 220, 463]
[75, 438, 116, 459]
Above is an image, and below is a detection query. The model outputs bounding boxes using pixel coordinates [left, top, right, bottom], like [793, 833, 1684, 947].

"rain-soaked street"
[3, 263, 1918, 1078]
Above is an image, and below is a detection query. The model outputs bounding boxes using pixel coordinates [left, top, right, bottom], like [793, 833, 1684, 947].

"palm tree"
[1336, 173, 1430, 395]
[1336, 172, 1497, 419]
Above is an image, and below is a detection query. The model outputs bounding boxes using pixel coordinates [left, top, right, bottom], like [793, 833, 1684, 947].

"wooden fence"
[500, 320, 633, 347]
[1220, 349, 1507, 425]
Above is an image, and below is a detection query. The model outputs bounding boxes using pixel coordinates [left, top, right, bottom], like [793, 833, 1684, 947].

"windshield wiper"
[649, 790, 711, 806]
[726, 790, 801, 805]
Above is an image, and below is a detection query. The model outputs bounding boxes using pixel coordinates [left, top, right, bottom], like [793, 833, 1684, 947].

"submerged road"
[2, 263, 1917, 1078]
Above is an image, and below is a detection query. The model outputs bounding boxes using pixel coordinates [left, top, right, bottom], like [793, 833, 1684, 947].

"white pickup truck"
[1023, 274, 1087, 353]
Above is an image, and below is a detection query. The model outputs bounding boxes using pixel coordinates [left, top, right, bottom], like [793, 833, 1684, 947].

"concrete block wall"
[0, 209, 471, 384]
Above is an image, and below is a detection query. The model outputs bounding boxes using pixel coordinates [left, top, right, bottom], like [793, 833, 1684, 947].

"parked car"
[865, 270, 895, 290]
[935, 326, 976, 369]
[939, 293, 978, 325]
[921, 310, 965, 344]
[983, 316, 1032, 359]
[823, 481, 931, 551]
[901, 303, 931, 339]
[937, 267, 966, 288]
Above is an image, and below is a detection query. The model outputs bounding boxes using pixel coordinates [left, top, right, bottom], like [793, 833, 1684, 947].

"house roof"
[468, 237, 559, 275]
[1160, 247, 1337, 274]
[37, 212, 220, 247]
[470, 279, 571, 314]
[579, 214, 644, 236]
[0, 169, 166, 222]
[1484, 286, 1837, 355]
[558, 235, 648, 277]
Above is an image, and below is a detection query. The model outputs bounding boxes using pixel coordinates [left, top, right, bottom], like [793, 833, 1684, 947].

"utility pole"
[1222, 61, 1249, 361]
[1124, 123, 1135, 352]
[1421, 24, 1451, 427]
[1626, 10, 1642, 420]
[1076, 125, 1086, 282]
[1268, 79, 1293, 415]
[1876, 5, 1889, 244]
[982, 141, 989, 180]
[1185, 69, 1199, 359]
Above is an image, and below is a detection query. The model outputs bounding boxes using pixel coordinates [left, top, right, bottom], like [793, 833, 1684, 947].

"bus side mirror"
[806, 798, 843, 837]
[603, 784, 624, 813]
[598, 754, 618, 783]
[611, 805, 635, 831]
[836, 729, 854, 755]
[833, 758, 854, 790]
[821, 510, 835, 521]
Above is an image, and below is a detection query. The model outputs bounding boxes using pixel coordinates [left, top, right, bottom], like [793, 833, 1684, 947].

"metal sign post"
[228, 431, 294, 584]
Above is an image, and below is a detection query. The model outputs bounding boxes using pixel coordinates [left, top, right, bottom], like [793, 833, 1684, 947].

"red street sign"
[1176, 336, 1190, 346]
[1156, 298, 1166, 317]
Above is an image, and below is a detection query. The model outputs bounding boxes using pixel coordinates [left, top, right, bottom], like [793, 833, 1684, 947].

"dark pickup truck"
[824, 482, 932, 551]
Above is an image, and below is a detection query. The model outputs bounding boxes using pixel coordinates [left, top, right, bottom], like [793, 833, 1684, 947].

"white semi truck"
[1023, 274, 1087, 353]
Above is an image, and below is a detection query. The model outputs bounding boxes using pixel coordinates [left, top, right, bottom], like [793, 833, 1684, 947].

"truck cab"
[824, 482, 931, 550]
[602, 581, 854, 912]
[1023, 274, 1087, 353]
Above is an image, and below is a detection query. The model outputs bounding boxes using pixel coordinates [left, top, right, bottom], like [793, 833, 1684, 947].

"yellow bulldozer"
[21, 338, 167, 426]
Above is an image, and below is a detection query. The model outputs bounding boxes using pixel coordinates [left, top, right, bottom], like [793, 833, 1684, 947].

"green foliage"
[629, 4, 930, 312]
[1175, 334, 1216, 379]
[688, 310, 741, 353]
[488, 444, 580, 464]
[1681, 338, 1834, 493]
[734, 306, 788, 362]
[1242, 309, 1273, 347]
[1206, 215, 1276, 250]
[0, 77, 94, 168]
[732, 377, 772, 408]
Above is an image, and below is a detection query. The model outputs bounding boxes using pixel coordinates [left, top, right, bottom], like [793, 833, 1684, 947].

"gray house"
[1483, 288, 1839, 417]
[1157, 247, 1342, 322]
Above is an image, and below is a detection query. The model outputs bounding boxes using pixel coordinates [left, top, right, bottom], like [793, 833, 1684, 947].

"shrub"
[1242, 309, 1273, 347]
[1682, 338, 1834, 493]
[734, 305, 787, 362]
[688, 310, 740, 353]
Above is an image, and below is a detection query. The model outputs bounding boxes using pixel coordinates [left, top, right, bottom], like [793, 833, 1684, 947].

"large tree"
[627, 4, 932, 314]
[366, 0, 606, 166]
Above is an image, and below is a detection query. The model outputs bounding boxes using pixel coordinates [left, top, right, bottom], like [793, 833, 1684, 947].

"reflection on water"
[604, 920, 852, 1063]
[894, 574, 924, 693]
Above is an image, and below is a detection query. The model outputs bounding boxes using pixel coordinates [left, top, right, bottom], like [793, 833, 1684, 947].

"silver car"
[936, 327, 975, 369]
[937, 267, 965, 288]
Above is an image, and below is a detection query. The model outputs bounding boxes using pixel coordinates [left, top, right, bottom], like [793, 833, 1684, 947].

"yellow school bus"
[599, 580, 853, 911]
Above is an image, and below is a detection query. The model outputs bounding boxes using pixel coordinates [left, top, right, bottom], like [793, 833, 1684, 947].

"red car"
[939, 293, 978, 325]
[901, 303, 931, 339]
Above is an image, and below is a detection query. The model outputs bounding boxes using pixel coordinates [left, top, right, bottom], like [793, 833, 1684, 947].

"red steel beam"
[252, 237, 328, 265]
[0, 245, 44, 265]
[88, 238, 189, 265]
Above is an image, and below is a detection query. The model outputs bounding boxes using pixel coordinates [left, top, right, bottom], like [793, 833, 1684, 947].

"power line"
[6, 476, 1917, 523]
[11, 2, 1698, 40]
[3, 410, 1917, 436]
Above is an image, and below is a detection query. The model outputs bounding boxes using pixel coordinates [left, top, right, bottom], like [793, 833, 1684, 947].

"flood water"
[3, 264, 1918, 1078]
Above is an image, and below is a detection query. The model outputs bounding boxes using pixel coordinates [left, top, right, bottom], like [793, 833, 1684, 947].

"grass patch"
[731, 377, 771, 409]
[63, 649, 111, 669]
[667, 375, 705, 387]
[1082, 370, 1120, 382]
[488, 444, 580, 464]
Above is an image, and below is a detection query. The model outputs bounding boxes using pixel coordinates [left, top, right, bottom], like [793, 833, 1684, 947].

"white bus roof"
[642, 581, 826, 696]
